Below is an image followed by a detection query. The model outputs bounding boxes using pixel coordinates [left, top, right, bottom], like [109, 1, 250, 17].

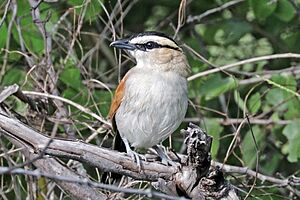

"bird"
[109, 31, 190, 168]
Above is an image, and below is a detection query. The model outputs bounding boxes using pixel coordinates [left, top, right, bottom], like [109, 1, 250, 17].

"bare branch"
[184, 117, 292, 125]
[0, 105, 238, 199]
[188, 53, 300, 81]
[0, 111, 176, 180]
[0, 0, 11, 28]
[22, 90, 111, 126]
[187, 0, 245, 23]
[0, 84, 19, 103]
[0, 166, 185, 200]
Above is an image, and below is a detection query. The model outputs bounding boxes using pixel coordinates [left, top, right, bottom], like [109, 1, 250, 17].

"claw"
[122, 138, 145, 171]
[153, 145, 181, 168]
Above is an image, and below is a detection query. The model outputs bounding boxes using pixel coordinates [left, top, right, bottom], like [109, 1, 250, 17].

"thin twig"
[22, 90, 111, 126]
[239, 66, 300, 85]
[0, 0, 11, 28]
[183, 117, 291, 125]
[188, 53, 300, 81]
[1, 0, 17, 83]
[0, 84, 19, 103]
[212, 161, 300, 196]
[187, 0, 245, 23]
[244, 115, 260, 199]
[0, 166, 186, 200]
[222, 118, 247, 165]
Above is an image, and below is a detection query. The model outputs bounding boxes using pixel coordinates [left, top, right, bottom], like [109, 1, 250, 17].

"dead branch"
[0, 103, 238, 199]
[0, 110, 177, 180]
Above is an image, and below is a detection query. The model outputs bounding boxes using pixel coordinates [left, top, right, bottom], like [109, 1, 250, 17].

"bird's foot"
[126, 148, 145, 171]
[122, 138, 146, 171]
[152, 145, 181, 168]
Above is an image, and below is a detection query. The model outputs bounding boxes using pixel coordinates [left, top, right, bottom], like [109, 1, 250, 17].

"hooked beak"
[110, 39, 136, 51]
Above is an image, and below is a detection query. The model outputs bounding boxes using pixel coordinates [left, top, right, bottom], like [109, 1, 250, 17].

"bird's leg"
[122, 138, 145, 171]
[152, 145, 181, 168]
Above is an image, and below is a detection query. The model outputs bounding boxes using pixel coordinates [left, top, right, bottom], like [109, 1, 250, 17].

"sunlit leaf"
[0, 22, 8, 49]
[218, 20, 252, 45]
[274, 0, 296, 22]
[199, 74, 237, 100]
[60, 66, 82, 89]
[1, 68, 25, 86]
[248, 93, 261, 114]
[283, 120, 300, 162]
[204, 118, 223, 158]
[242, 126, 265, 168]
[250, 0, 277, 20]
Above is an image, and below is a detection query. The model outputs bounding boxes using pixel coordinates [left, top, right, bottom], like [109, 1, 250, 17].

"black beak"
[110, 39, 136, 51]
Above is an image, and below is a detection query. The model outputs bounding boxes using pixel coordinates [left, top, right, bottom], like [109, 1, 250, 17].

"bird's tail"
[101, 120, 126, 183]
[113, 128, 126, 152]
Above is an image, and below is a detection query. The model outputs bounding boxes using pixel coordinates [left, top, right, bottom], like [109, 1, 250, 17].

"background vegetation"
[0, 0, 300, 199]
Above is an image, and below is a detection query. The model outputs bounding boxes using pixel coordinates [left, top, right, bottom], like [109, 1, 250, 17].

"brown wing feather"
[109, 75, 128, 153]
[108, 75, 127, 120]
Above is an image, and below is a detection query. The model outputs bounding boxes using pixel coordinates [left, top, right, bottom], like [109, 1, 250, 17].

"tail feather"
[101, 117, 125, 183]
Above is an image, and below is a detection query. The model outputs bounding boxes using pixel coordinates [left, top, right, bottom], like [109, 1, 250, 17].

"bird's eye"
[145, 41, 157, 49]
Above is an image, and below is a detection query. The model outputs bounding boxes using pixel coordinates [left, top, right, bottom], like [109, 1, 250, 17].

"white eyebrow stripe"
[129, 35, 178, 48]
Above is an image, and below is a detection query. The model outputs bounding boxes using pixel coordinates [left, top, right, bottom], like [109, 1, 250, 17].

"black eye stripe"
[159, 44, 181, 51]
[134, 42, 181, 51]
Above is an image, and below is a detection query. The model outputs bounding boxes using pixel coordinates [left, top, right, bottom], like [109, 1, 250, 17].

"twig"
[244, 115, 260, 199]
[188, 53, 300, 81]
[1, 0, 17, 83]
[0, 0, 11, 28]
[0, 84, 19, 103]
[0, 112, 174, 180]
[64, 0, 88, 64]
[182, 44, 216, 68]
[212, 161, 300, 195]
[183, 117, 291, 125]
[187, 0, 245, 23]
[0, 110, 297, 196]
[22, 90, 111, 126]
[239, 66, 300, 85]
[0, 166, 186, 200]
[222, 118, 247, 165]
[173, 0, 186, 38]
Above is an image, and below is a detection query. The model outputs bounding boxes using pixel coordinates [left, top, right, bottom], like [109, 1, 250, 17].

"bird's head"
[110, 31, 190, 77]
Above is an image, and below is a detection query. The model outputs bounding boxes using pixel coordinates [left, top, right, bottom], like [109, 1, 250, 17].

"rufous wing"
[108, 75, 127, 153]
[108, 75, 127, 120]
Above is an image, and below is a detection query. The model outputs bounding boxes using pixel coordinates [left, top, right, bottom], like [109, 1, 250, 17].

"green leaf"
[93, 90, 112, 117]
[199, 74, 237, 100]
[1, 68, 25, 86]
[274, 0, 296, 22]
[68, 0, 103, 21]
[284, 99, 300, 119]
[202, 26, 219, 45]
[204, 118, 223, 158]
[265, 88, 287, 111]
[242, 126, 265, 168]
[271, 75, 297, 91]
[22, 28, 45, 53]
[59, 67, 82, 89]
[250, 0, 277, 20]
[217, 20, 252, 45]
[283, 120, 300, 162]
[265, 75, 297, 111]
[16, 0, 31, 16]
[234, 91, 246, 112]
[248, 93, 261, 114]
[62, 87, 89, 106]
[283, 32, 300, 53]
[0, 22, 8, 49]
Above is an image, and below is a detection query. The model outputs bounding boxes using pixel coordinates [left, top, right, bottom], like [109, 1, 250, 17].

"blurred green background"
[1, 0, 300, 199]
